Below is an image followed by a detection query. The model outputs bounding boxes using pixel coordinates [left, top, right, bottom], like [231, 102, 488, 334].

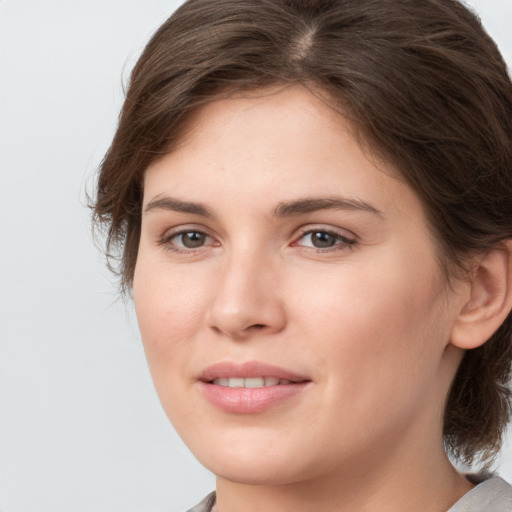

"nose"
[206, 248, 286, 340]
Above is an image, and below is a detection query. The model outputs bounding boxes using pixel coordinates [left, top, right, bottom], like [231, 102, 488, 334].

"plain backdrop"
[1, 1, 511, 511]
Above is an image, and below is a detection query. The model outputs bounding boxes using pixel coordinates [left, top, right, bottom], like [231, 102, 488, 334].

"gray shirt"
[186, 475, 512, 512]
[448, 475, 512, 512]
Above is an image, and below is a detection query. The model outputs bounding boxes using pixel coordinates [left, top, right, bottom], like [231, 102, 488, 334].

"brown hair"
[93, 0, 512, 467]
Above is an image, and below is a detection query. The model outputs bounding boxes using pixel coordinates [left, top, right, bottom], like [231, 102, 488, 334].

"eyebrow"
[273, 197, 384, 217]
[143, 195, 383, 218]
[144, 197, 213, 217]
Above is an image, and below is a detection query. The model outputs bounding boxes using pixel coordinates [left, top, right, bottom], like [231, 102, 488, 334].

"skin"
[134, 85, 475, 511]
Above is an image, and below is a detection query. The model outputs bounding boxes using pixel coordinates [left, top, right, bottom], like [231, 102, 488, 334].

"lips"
[198, 361, 310, 383]
[197, 361, 311, 413]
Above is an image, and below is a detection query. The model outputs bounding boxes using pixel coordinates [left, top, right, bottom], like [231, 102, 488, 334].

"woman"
[93, 0, 512, 510]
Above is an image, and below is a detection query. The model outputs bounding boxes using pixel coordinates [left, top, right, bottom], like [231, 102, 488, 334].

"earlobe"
[450, 240, 512, 350]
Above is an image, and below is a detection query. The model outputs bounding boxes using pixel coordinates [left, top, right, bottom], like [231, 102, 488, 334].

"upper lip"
[198, 361, 311, 383]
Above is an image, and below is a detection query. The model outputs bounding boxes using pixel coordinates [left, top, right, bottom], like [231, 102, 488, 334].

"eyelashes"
[157, 225, 357, 255]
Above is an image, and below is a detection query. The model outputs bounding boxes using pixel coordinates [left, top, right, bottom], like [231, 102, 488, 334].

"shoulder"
[448, 474, 512, 512]
[185, 491, 216, 512]
[182, 478, 512, 512]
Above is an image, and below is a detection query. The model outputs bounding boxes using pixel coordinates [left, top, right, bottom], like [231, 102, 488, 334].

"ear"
[450, 240, 512, 350]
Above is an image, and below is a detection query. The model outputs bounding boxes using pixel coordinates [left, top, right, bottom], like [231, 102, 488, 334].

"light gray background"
[0, 1, 511, 511]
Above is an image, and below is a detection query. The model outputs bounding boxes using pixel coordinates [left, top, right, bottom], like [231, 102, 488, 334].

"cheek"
[133, 261, 212, 432]
[290, 251, 448, 405]
[133, 255, 210, 372]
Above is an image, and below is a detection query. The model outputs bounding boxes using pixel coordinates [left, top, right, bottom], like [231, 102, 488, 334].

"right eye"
[174, 231, 209, 248]
[160, 229, 217, 253]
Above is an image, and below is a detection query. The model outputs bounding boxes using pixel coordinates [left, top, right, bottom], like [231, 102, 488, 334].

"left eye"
[297, 230, 354, 249]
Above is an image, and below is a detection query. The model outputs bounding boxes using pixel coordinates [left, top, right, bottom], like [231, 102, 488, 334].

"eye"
[175, 231, 209, 248]
[294, 229, 356, 251]
[159, 229, 217, 253]
[303, 231, 338, 249]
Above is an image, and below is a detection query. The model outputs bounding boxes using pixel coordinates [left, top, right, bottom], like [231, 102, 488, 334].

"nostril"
[251, 324, 266, 329]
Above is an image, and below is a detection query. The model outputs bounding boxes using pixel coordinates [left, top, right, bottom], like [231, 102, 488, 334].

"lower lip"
[198, 381, 310, 413]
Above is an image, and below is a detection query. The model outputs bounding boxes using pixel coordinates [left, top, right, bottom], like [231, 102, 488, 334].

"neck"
[215, 435, 473, 512]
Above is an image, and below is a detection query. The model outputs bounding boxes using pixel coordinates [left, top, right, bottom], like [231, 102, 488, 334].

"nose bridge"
[207, 239, 285, 338]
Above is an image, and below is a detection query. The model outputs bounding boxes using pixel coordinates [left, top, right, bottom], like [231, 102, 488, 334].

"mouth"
[197, 361, 311, 413]
[198, 360, 310, 385]
[210, 377, 296, 387]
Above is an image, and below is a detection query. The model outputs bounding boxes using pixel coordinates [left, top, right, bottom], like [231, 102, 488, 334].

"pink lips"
[198, 361, 311, 414]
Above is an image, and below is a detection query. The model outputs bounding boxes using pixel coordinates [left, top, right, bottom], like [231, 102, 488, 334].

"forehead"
[143, 85, 420, 219]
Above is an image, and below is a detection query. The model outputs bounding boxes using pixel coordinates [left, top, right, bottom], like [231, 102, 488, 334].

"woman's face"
[134, 86, 466, 485]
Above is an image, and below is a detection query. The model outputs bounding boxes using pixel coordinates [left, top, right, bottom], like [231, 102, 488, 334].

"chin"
[191, 437, 322, 486]
[206, 457, 307, 486]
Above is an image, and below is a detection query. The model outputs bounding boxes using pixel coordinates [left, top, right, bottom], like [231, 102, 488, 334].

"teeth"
[229, 378, 244, 388]
[212, 377, 290, 388]
[245, 377, 264, 388]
